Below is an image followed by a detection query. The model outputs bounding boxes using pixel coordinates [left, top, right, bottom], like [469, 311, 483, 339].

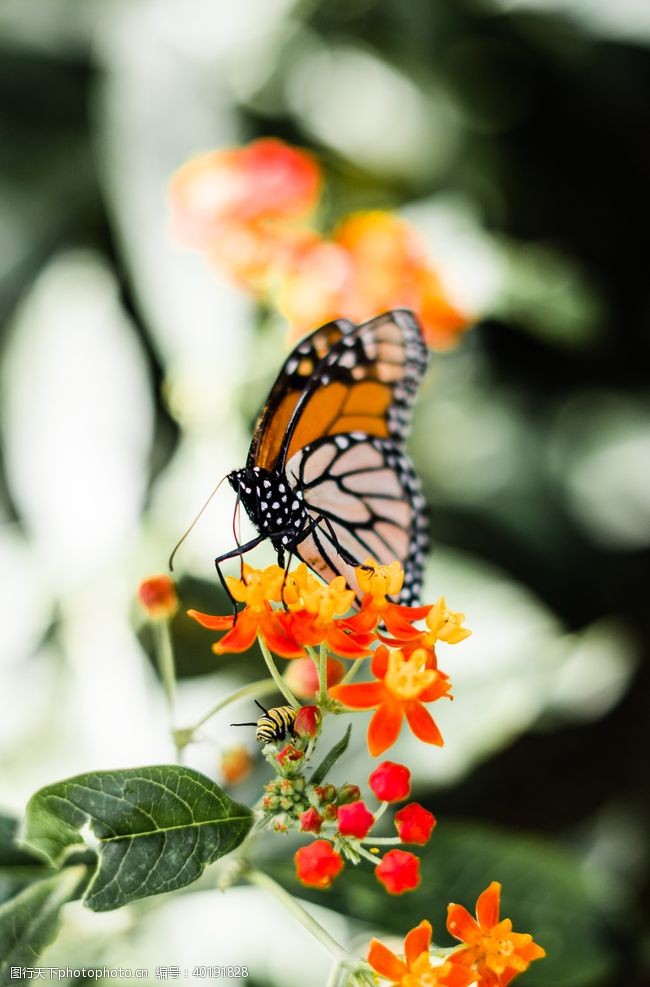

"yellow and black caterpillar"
[232, 700, 297, 744]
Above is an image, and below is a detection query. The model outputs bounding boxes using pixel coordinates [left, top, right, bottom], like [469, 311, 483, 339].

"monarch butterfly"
[231, 701, 297, 744]
[219, 308, 429, 605]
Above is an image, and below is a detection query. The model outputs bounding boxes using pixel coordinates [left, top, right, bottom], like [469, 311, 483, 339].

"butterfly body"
[222, 310, 429, 605]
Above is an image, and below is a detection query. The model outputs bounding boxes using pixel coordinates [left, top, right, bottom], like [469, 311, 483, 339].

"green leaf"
[22, 766, 253, 911]
[310, 725, 352, 786]
[0, 814, 52, 908]
[0, 865, 87, 983]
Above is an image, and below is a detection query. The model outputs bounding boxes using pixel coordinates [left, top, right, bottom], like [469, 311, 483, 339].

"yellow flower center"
[301, 575, 355, 623]
[357, 558, 404, 602]
[403, 953, 455, 987]
[226, 563, 285, 611]
[384, 649, 437, 700]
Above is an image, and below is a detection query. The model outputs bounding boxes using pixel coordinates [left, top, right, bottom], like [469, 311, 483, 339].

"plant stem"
[244, 868, 348, 963]
[318, 641, 328, 706]
[341, 657, 364, 684]
[187, 679, 278, 734]
[360, 836, 401, 845]
[257, 634, 300, 707]
[153, 619, 177, 713]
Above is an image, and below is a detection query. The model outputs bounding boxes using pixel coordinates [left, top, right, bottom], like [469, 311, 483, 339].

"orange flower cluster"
[369, 882, 545, 986]
[170, 138, 470, 348]
[188, 559, 471, 759]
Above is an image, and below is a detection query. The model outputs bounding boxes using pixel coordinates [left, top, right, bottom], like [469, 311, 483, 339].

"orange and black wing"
[248, 309, 429, 472]
[246, 318, 355, 472]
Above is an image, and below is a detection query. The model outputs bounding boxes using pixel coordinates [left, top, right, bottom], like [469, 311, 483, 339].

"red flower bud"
[394, 803, 436, 845]
[300, 808, 324, 834]
[295, 840, 344, 889]
[368, 761, 411, 803]
[138, 575, 178, 620]
[337, 800, 375, 839]
[322, 803, 338, 822]
[294, 705, 321, 738]
[375, 849, 421, 895]
[337, 783, 361, 805]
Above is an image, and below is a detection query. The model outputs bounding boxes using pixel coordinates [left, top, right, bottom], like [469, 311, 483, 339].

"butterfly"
[220, 309, 429, 606]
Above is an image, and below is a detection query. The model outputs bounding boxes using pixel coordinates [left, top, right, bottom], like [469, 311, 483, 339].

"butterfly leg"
[214, 534, 268, 618]
[319, 516, 373, 570]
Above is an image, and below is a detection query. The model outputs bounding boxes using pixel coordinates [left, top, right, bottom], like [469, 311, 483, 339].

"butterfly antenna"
[169, 475, 227, 571]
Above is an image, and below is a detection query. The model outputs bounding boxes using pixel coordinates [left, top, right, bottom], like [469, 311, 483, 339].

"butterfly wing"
[246, 309, 429, 604]
[286, 435, 428, 605]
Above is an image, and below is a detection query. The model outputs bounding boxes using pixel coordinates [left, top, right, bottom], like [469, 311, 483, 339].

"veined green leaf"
[22, 766, 253, 911]
[0, 866, 87, 984]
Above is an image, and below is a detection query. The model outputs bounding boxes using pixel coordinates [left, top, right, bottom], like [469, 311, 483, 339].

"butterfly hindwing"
[286, 435, 429, 605]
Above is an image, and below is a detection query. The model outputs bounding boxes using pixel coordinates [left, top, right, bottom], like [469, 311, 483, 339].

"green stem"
[257, 634, 300, 707]
[341, 657, 365, 684]
[318, 641, 328, 706]
[244, 868, 348, 963]
[186, 679, 278, 735]
[153, 619, 177, 712]
[360, 836, 401, 845]
[357, 845, 382, 865]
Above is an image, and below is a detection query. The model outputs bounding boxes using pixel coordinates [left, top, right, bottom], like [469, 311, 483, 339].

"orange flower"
[187, 563, 304, 658]
[329, 646, 451, 756]
[447, 882, 546, 986]
[385, 596, 471, 660]
[349, 560, 433, 644]
[279, 569, 376, 659]
[219, 745, 252, 786]
[368, 920, 474, 986]
[169, 138, 321, 249]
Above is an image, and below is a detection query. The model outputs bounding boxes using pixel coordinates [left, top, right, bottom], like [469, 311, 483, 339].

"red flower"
[447, 881, 546, 986]
[219, 745, 252, 786]
[375, 849, 421, 895]
[295, 840, 344, 890]
[368, 761, 412, 803]
[394, 803, 437, 845]
[138, 575, 178, 620]
[337, 801, 375, 839]
[300, 808, 324, 834]
[329, 646, 452, 757]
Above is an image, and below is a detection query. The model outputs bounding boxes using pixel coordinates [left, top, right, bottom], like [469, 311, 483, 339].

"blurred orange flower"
[368, 920, 475, 986]
[170, 138, 321, 249]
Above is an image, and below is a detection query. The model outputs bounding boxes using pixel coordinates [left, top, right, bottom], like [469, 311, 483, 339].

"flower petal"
[329, 681, 386, 709]
[404, 920, 432, 968]
[367, 939, 407, 982]
[476, 881, 501, 930]
[368, 701, 404, 756]
[325, 622, 374, 658]
[187, 609, 235, 630]
[447, 903, 482, 945]
[259, 610, 305, 657]
[370, 645, 390, 679]
[212, 608, 258, 653]
[405, 701, 444, 746]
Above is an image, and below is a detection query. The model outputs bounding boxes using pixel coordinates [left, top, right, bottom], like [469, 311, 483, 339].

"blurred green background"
[1, 0, 648, 985]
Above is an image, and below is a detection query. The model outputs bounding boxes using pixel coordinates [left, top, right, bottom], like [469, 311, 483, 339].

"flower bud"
[276, 744, 304, 768]
[313, 784, 337, 804]
[300, 808, 324, 834]
[375, 849, 421, 895]
[295, 840, 344, 889]
[294, 705, 321, 738]
[368, 762, 411, 803]
[337, 801, 374, 839]
[336, 783, 361, 805]
[394, 803, 436, 845]
[138, 575, 178, 620]
[284, 657, 345, 699]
